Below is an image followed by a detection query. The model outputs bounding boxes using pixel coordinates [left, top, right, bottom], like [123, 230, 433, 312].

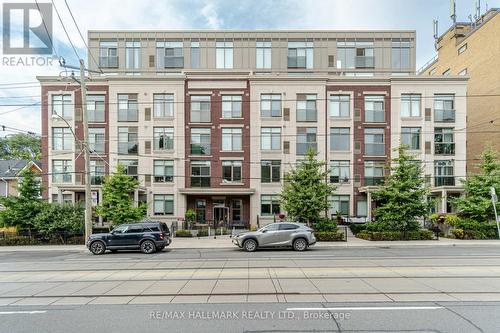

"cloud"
[200, 1, 223, 29]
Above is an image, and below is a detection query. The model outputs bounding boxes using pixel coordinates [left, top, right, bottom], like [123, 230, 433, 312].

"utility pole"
[491, 187, 499, 240]
[80, 59, 92, 244]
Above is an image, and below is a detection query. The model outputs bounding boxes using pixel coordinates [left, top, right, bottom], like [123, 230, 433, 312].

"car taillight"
[159, 233, 165, 240]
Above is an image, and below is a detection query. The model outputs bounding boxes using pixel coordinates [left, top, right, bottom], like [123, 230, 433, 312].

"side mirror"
[261, 229, 268, 233]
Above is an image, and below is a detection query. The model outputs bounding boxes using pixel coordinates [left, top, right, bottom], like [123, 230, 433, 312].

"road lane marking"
[0, 311, 47, 315]
[287, 306, 443, 311]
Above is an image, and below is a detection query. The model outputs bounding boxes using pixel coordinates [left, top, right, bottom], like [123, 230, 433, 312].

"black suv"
[87, 222, 171, 255]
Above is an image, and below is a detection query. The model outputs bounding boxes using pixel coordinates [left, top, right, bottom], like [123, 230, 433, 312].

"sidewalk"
[1, 236, 500, 252]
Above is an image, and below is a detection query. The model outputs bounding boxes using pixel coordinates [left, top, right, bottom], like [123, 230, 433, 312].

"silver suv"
[232, 222, 316, 252]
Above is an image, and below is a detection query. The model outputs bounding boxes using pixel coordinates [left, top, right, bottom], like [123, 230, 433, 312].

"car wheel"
[293, 238, 308, 251]
[90, 241, 106, 255]
[140, 240, 156, 254]
[243, 239, 257, 252]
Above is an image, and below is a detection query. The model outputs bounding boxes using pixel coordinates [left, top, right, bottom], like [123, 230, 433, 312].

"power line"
[50, 0, 81, 61]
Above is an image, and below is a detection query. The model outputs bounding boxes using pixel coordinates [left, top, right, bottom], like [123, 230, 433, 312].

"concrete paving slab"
[247, 294, 279, 303]
[1, 282, 62, 297]
[248, 279, 276, 294]
[171, 295, 209, 303]
[278, 279, 319, 293]
[36, 282, 93, 297]
[179, 280, 216, 295]
[413, 277, 500, 293]
[12, 297, 61, 306]
[71, 281, 120, 296]
[387, 293, 459, 302]
[363, 278, 439, 293]
[212, 279, 248, 294]
[129, 296, 174, 304]
[51, 297, 95, 305]
[191, 269, 222, 279]
[284, 294, 326, 302]
[450, 293, 500, 301]
[142, 280, 186, 295]
[208, 295, 247, 303]
[88, 296, 134, 305]
[323, 293, 392, 302]
[312, 278, 378, 293]
[218, 268, 248, 279]
[0, 298, 22, 306]
[105, 281, 155, 296]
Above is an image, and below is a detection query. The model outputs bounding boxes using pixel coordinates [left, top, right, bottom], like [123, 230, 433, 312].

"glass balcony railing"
[296, 142, 317, 155]
[355, 56, 375, 68]
[191, 177, 211, 187]
[435, 143, 455, 155]
[365, 143, 385, 156]
[364, 177, 384, 186]
[435, 176, 455, 186]
[435, 109, 455, 122]
[118, 142, 138, 155]
[99, 56, 118, 68]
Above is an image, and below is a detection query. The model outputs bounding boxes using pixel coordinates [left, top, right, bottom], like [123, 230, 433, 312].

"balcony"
[287, 56, 306, 68]
[365, 111, 385, 123]
[365, 143, 385, 156]
[330, 175, 349, 184]
[118, 142, 138, 155]
[99, 56, 118, 68]
[191, 177, 211, 188]
[435, 176, 455, 186]
[355, 56, 375, 68]
[364, 177, 384, 186]
[296, 142, 317, 155]
[435, 143, 455, 155]
[164, 56, 184, 68]
[435, 109, 455, 123]
[190, 144, 211, 156]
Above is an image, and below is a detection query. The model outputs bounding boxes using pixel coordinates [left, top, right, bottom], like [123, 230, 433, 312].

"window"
[195, 199, 206, 222]
[88, 128, 105, 153]
[126, 226, 144, 233]
[154, 160, 174, 183]
[330, 95, 350, 117]
[232, 199, 242, 222]
[336, 40, 355, 69]
[391, 39, 411, 69]
[357, 200, 368, 217]
[222, 161, 242, 183]
[87, 95, 105, 122]
[118, 127, 138, 155]
[190, 95, 211, 123]
[256, 40, 272, 69]
[364, 161, 385, 186]
[190, 128, 210, 155]
[190, 41, 200, 68]
[62, 194, 72, 204]
[401, 94, 421, 117]
[99, 41, 118, 68]
[261, 160, 280, 183]
[330, 128, 350, 151]
[330, 161, 350, 183]
[261, 127, 281, 150]
[119, 160, 138, 179]
[52, 160, 72, 183]
[222, 95, 242, 118]
[153, 127, 174, 151]
[279, 223, 299, 230]
[296, 127, 317, 155]
[288, 41, 313, 69]
[125, 41, 141, 69]
[365, 96, 385, 122]
[153, 94, 174, 118]
[331, 195, 350, 216]
[296, 94, 317, 122]
[154, 194, 174, 215]
[434, 95, 455, 122]
[435, 160, 454, 186]
[261, 195, 280, 215]
[52, 127, 73, 151]
[442, 69, 451, 76]
[458, 43, 467, 55]
[221, 128, 242, 151]
[337, 40, 374, 69]
[458, 68, 468, 76]
[260, 94, 281, 117]
[216, 41, 233, 69]
[118, 94, 138, 122]
[52, 94, 72, 118]
[156, 41, 183, 68]
[401, 127, 421, 150]
[354, 41, 374, 68]
[364, 128, 385, 156]
[191, 161, 210, 187]
[434, 128, 455, 155]
[90, 160, 105, 185]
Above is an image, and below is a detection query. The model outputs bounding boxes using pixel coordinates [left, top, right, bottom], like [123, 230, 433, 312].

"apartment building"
[419, 8, 500, 172]
[38, 30, 467, 227]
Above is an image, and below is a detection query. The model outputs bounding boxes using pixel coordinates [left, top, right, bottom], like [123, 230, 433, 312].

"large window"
[260, 94, 281, 117]
[296, 94, 317, 122]
[125, 41, 141, 69]
[330, 128, 350, 151]
[261, 195, 280, 216]
[195, 199, 206, 222]
[222, 160, 242, 183]
[88, 128, 105, 154]
[216, 41, 233, 69]
[153, 94, 174, 118]
[434, 128, 455, 155]
[99, 41, 118, 68]
[330, 95, 350, 118]
[401, 94, 421, 117]
[435, 160, 455, 186]
[90, 160, 105, 185]
[52, 127, 73, 151]
[288, 41, 313, 69]
[364, 128, 385, 156]
[190, 128, 210, 155]
[117, 94, 138, 122]
[331, 195, 350, 216]
[118, 127, 138, 155]
[52, 160, 72, 183]
[52, 94, 72, 119]
[261, 127, 281, 150]
[434, 95, 455, 122]
[153, 127, 174, 151]
[221, 128, 242, 151]
[391, 39, 411, 70]
[365, 96, 385, 123]
[190, 95, 211, 123]
[156, 41, 183, 68]
[256, 40, 272, 69]
[296, 127, 317, 155]
[87, 95, 105, 123]
[261, 160, 280, 183]
[154, 160, 174, 183]
[337, 40, 374, 69]
[222, 95, 242, 118]
[190, 41, 200, 68]
[154, 194, 174, 215]
[330, 161, 350, 184]
[191, 161, 210, 187]
[119, 160, 138, 180]
[364, 161, 385, 186]
[401, 127, 421, 150]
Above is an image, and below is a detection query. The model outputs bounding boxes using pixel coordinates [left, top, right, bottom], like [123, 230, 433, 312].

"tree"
[453, 146, 500, 222]
[0, 134, 41, 160]
[34, 203, 84, 243]
[96, 164, 146, 225]
[280, 149, 336, 225]
[371, 146, 432, 232]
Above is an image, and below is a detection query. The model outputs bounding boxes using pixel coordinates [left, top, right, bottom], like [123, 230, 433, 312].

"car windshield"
[112, 226, 128, 233]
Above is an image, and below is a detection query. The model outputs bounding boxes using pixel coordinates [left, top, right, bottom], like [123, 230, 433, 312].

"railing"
[296, 142, 318, 155]
[435, 177, 455, 187]
[164, 56, 184, 68]
[287, 56, 307, 68]
[355, 56, 375, 68]
[364, 143, 385, 156]
[190, 177, 211, 187]
[99, 56, 118, 68]
[365, 111, 385, 123]
[435, 143, 455, 155]
[190, 144, 211, 155]
[416, 54, 438, 75]
[118, 142, 138, 155]
[364, 177, 385, 186]
[435, 109, 456, 122]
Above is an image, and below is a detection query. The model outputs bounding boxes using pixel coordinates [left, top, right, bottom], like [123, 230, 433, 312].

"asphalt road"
[1, 245, 500, 332]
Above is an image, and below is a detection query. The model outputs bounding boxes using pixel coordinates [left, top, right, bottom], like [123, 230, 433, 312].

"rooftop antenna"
[450, 0, 457, 24]
[475, 0, 481, 20]
[433, 19, 439, 50]
[468, 14, 475, 28]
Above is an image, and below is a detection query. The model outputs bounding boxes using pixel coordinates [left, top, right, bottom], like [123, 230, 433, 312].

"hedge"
[356, 230, 434, 241]
[0, 237, 40, 246]
[450, 225, 499, 239]
[348, 224, 367, 235]
[315, 231, 345, 242]
[175, 230, 193, 237]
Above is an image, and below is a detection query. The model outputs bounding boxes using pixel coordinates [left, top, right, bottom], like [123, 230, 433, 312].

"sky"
[1, 0, 499, 136]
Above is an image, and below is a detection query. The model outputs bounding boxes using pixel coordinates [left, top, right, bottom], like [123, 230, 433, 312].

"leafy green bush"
[175, 230, 193, 237]
[348, 224, 367, 234]
[33, 203, 84, 243]
[444, 215, 460, 227]
[197, 229, 208, 237]
[356, 230, 434, 241]
[315, 231, 344, 241]
[314, 218, 338, 232]
[0, 237, 40, 246]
